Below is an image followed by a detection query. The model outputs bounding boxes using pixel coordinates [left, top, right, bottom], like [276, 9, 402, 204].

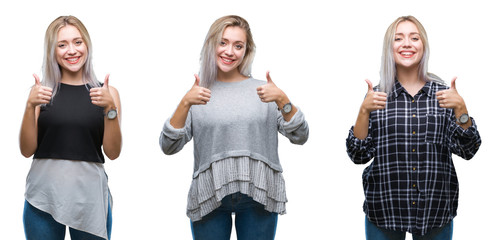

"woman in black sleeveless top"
[19, 16, 121, 240]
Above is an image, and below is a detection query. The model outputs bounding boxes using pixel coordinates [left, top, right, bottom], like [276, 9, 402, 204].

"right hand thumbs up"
[361, 79, 387, 114]
[27, 74, 53, 108]
[193, 74, 201, 87]
[183, 74, 211, 106]
[365, 79, 374, 92]
[34, 74, 41, 86]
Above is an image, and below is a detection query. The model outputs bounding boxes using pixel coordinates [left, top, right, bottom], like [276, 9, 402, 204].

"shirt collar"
[391, 80, 433, 99]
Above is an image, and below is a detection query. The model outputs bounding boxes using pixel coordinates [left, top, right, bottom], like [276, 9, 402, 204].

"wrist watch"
[456, 113, 469, 124]
[280, 102, 292, 114]
[106, 108, 118, 120]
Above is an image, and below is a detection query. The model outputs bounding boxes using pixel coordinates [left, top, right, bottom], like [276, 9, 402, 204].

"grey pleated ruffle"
[187, 156, 287, 221]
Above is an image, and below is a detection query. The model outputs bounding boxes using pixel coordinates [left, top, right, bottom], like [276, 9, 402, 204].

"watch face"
[107, 109, 117, 120]
[459, 114, 469, 123]
[283, 103, 292, 113]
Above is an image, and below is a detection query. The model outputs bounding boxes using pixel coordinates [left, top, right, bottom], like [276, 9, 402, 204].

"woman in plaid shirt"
[346, 16, 481, 239]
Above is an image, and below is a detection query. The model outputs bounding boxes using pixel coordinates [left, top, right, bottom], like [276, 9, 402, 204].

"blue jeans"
[23, 200, 112, 240]
[365, 216, 453, 240]
[191, 193, 278, 240]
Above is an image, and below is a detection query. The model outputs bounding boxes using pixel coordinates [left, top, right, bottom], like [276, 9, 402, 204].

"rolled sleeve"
[346, 126, 375, 164]
[278, 107, 309, 145]
[162, 118, 188, 140]
[447, 117, 481, 160]
[159, 112, 193, 155]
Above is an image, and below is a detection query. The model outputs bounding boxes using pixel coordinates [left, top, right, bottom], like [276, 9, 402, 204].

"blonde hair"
[199, 15, 256, 88]
[379, 15, 443, 94]
[42, 16, 99, 96]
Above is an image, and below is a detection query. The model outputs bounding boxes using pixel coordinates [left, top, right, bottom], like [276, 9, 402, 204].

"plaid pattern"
[346, 81, 481, 235]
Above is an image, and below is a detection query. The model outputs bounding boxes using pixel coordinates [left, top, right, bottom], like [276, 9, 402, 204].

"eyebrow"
[57, 37, 83, 43]
[221, 38, 246, 44]
[395, 32, 420, 36]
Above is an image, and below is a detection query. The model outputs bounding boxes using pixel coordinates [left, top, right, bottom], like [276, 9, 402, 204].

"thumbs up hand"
[182, 74, 211, 106]
[360, 79, 387, 114]
[90, 74, 116, 110]
[436, 77, 466, 111]
[256, 71, 285, 103]
[27, 74, 53, 108]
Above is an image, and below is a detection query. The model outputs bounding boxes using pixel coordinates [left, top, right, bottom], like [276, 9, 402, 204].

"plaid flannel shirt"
[346, 81, 481, 235]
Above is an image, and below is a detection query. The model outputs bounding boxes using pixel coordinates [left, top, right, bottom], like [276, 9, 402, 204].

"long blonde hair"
[379, 16, 443, 94]
[199, 15, 256, 88]
[42, 16, 99, 96]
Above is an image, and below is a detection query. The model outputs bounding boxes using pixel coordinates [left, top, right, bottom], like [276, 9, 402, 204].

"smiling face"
[393, 21, 423, 70]
[55, 25, 87, 76]
[216, 26, 247, 75]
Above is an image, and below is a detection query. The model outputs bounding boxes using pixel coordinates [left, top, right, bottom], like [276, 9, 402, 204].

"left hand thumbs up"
[266, 71, 274, 85]
[90, 74, 115, 109]
[103, 74, 109, 89]
[436, 77, 465, 110]
[257, 71, 283, 102]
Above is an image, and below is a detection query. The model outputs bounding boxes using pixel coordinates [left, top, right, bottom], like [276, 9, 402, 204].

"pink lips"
[399, 51, 415, 58]
[220, 56, 235, 65]
[65, 56, 81, 64]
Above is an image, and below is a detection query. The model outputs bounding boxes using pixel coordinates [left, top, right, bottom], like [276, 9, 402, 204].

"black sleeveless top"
[34, 83, 105, 163]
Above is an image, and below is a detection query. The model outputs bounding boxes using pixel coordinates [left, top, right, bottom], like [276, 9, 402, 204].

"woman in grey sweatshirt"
[159, 15, 309, 240]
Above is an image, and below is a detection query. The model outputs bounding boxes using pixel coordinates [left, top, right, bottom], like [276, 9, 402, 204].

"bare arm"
[19, 74, 52, 158]
[90, 74, 122, 160]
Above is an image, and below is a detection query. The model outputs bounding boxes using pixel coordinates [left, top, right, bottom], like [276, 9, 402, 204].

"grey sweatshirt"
[160, 78, 309, 178]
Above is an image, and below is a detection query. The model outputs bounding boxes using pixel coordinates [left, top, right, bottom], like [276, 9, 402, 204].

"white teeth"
[66, 57, 79, 63]
[401, 52, 413, 56]
[221, 57, 233, 63]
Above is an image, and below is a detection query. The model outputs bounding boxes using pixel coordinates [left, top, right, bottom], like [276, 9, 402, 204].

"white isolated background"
[1, 0, 498, 239]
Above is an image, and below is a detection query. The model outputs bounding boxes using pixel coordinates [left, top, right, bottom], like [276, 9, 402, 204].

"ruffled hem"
[186, 156, 287, 221]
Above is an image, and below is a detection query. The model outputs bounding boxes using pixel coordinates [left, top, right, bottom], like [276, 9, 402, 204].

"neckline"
[60, 82, 87, 87]
[216, 77, 252, 84]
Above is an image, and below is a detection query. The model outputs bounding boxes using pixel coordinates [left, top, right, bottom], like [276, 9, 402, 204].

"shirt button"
[412, 131, 416, 135]
[413, 167, 416, 171]
[412, 100, 415, 103]
[412, 201, 416, 205]
[412, 184, 416, 188]
[412, 149, 416, 152]
[412, 114, 416, 117]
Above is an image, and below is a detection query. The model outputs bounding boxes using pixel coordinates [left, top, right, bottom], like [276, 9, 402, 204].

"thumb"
[365, 79, 374, 92]
[194, 74, 200, 86]
[33, 74, 41, 86]
[450, 77, 457, 90]
[103, 74, 110, 88]
[266, 71, 274, 84]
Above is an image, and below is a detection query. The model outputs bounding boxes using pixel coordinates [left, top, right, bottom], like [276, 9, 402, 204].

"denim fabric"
[365, 216, 453, 240]
[191, 193, 278, 240]
[23, 200, 112, 240]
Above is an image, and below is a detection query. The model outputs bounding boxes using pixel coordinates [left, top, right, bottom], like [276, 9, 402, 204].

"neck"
[217, 69, 247, 82]
[61, 69, 84, 85]
[396, 65, 425, 97]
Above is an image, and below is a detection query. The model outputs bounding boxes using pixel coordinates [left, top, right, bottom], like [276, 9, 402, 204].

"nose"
[223, 44, 234, 56]
[402, 37, 411, 48]
[67, 43, 77, 54]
